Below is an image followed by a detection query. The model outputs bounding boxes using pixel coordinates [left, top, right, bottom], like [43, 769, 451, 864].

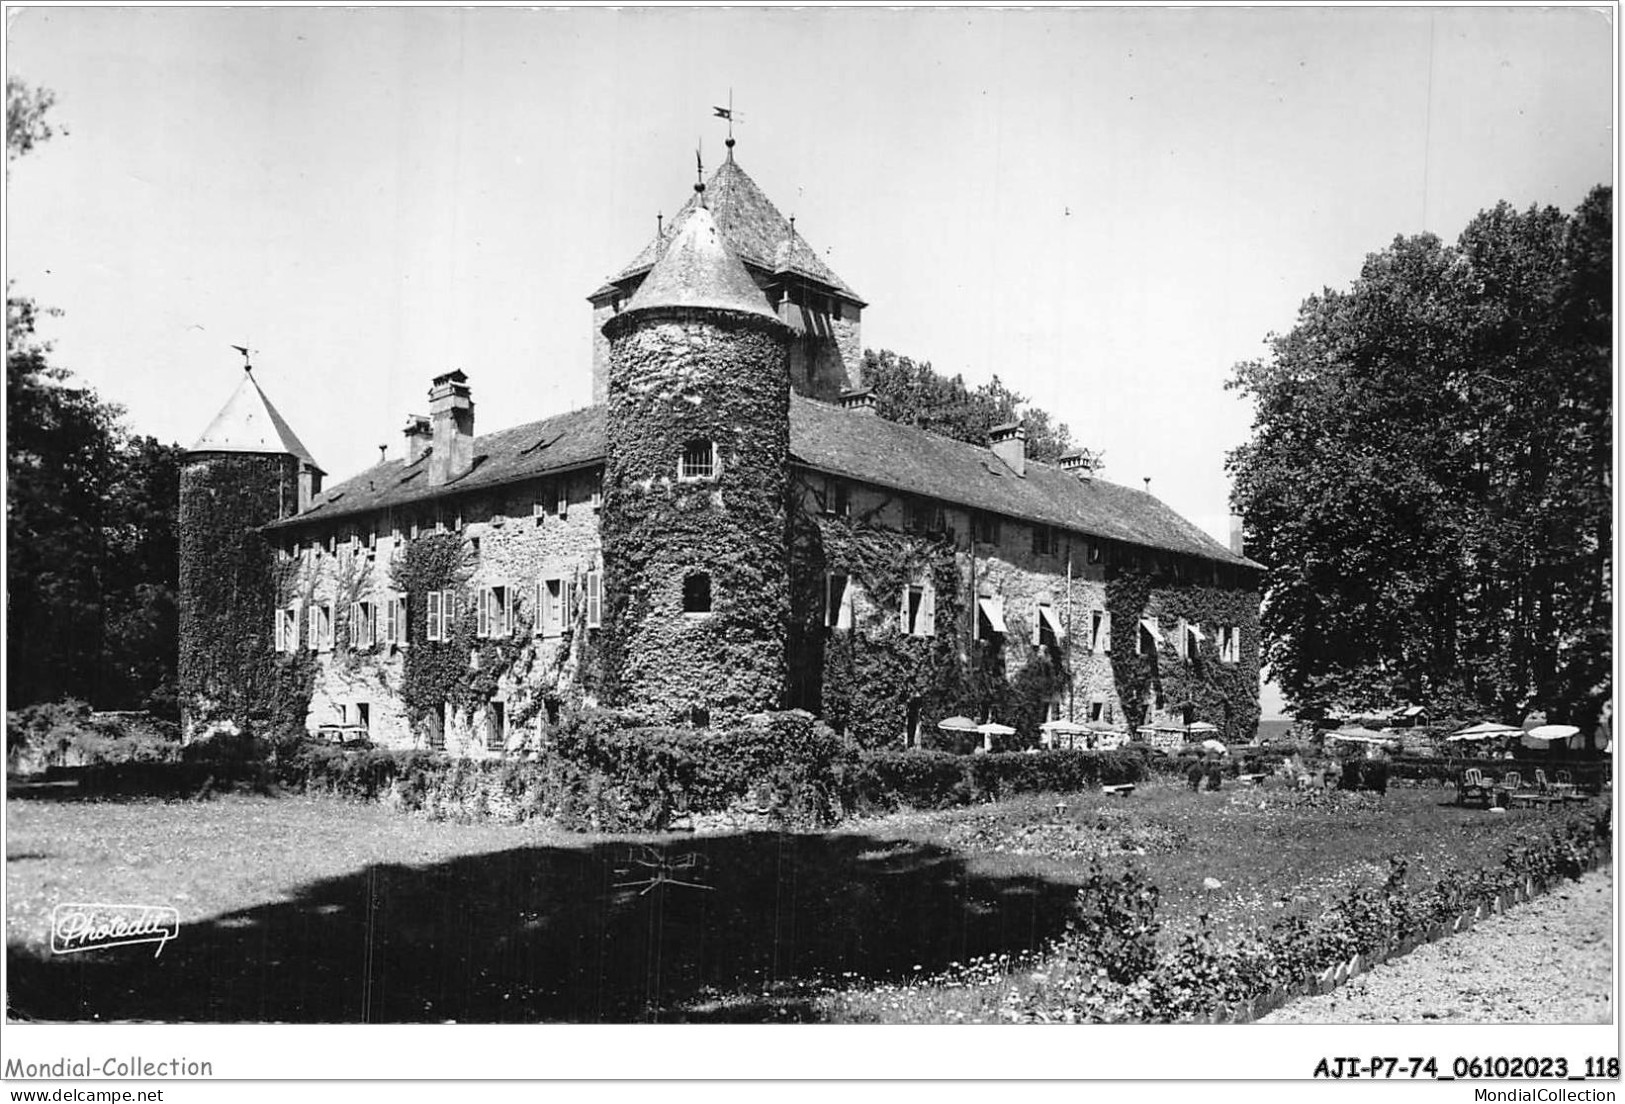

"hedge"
[19, 710, 1158, 830]
[1019, 800, 1613, 1023]
[854, 749, 1146, 812]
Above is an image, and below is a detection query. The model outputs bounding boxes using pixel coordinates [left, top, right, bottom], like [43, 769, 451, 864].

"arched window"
[683, 572, 712, 614]
[679, 439, 716, 480]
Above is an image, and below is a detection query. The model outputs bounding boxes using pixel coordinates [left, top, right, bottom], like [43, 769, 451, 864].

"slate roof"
[622, 204, 780, 321]
[273, 393, 1257, 570]
[268, 405, 604, 527]
[787, 395, 1259, 569]
[600, 157, 864, 304]
[190, 370, 322, 471]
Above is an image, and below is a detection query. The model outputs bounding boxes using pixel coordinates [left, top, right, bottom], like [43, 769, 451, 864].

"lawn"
[4, 779, 1603, 1023]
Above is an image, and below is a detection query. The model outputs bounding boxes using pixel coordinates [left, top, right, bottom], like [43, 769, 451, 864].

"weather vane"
[230, 344, 256, 373]
[713, 89, 743, 155]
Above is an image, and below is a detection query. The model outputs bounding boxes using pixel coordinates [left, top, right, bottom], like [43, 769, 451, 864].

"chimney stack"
[1060, 452, 1092, 480]
[427, 370, 474, 486]
[297, 460, 323, 512]
[1229, 514, 1245, 556]
[838, 387, 876, 415]
[403, 415, 432, 465]
[989, 422, 1027, 478]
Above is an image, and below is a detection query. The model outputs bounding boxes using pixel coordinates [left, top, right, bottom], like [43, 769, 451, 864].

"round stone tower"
[599, 201, 793, 724]
[179, 367, 322, 740]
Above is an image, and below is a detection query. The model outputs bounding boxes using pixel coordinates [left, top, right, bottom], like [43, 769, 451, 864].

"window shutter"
[836, 577, 853, 631]
[427, 591, 442, 642]
[1101, 612, 1112, 653]
[920, 580, 935, 637]
[899, 586, 910, 634]
[477, 588, 490, 639]
[563, 579, 576, 625]
[274, 610, 284, 653]
[1031, 604, 1043, 647]
[535, 580, 546, 636]
[586, 571, 602, 628]
[557, 481, 568, 519]
[503, 586, 514, 636]
[308, 605, 318, 651]
[385, 596, 396, 646]
[443, 589, 456, 639]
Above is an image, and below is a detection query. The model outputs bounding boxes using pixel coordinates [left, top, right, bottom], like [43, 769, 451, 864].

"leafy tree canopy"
[861, 349, 1102, 470]
[1227, 187, 1611, 737]
[7, 79, 183, 713]
[7, 77, 63, 162]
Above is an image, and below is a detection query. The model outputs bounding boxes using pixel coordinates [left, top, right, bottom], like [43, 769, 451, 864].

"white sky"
[6, 5, 1613, 556]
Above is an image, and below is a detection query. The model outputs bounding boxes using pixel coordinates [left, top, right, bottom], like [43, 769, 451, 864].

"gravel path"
[1258, 868, 1614, 1024]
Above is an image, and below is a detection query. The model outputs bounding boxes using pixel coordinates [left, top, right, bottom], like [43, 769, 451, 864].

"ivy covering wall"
[1106, 567, 1262, 740]
[599, 308, 792, 723]
[787, 484, 1069, 750]
[178, 453, 313, 736]
[388, 532, 531, 737]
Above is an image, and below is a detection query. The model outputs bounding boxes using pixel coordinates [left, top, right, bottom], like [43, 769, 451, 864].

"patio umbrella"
[1187, 721, 1219, 734]
[1039, 719, 1088, 749]
[1039, 720, 1088, 733]
[1447, 722, 1521, 742]
[1200, 738, 1228, 755]
[1523, 724, 1580, 750]
[977, 722, 1017, 736]
[937, 716, 978, 733]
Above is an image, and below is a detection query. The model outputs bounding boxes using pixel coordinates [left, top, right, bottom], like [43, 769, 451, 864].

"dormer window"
[679, 440, 717, 481]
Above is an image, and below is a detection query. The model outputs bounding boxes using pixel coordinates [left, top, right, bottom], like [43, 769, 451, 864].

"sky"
[7, 6, 1613, 551]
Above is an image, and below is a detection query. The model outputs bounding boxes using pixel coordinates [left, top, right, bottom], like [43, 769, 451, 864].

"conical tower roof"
[189, 370, 322, 471]
[622, 203, 779, 321]
[607, 157, 863, 304]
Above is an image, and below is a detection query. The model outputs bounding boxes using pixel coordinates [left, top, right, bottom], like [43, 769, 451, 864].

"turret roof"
[189, 371, 322, 471]
[621, 204, 780, 321]
[601, 157, 864, 304]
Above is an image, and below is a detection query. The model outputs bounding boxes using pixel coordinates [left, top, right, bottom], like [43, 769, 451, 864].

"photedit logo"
[51, 902, 180, 958]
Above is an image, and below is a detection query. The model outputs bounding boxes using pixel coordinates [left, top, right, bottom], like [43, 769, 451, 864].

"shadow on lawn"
[7, 830, 1077, 1023]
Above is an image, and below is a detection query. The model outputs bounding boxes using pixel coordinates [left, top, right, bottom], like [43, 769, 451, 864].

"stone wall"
[279, 466, 604, 753]
[780, 299, 863, 401]
[788, 472, 1260, 747]
[179, 451, 306, 741]
[600, 308, 792, 724]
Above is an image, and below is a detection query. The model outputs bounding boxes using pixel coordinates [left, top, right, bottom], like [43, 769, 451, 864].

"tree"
[1227, 187, 1611, 736]
[7, 77, 62, 162]
[861, 349, 1101, 469]
[6, 78, 185, 714]
[7, 296, 124, 706]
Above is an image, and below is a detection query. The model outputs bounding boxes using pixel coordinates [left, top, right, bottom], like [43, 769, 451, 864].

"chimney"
[427, 370, 474, 486]
[1229, 514, 1245, 556]
[297, 460, 323, 512]
[403, 415, 432, 465]
[838, 387, 876, 415]
[1060, 452, 1092, 480]
[989, 422, 1026, 477]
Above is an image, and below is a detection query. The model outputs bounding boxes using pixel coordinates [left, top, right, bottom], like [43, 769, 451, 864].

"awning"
[1038, 604, 1064, 641]
[978, 598, 1007, 634]
[1139, 617, 1165, 645]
